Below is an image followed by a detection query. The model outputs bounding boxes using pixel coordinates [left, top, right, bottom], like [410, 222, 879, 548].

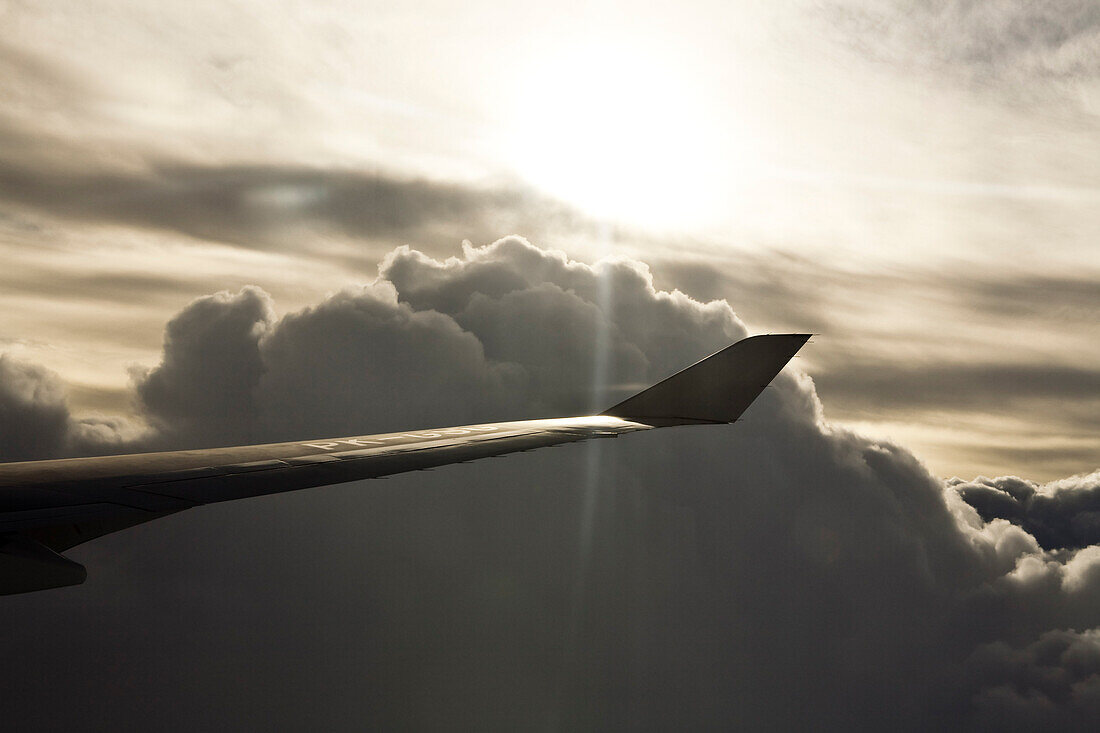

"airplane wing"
[0, 333, 809, 595]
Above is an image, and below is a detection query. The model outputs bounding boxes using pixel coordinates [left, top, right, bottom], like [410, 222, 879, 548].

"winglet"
[0, 534, 87, 595]
[601, 334, 811, 426]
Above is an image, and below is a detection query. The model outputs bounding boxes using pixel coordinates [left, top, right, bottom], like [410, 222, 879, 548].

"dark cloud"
[951, 472, 1100, 550]
[965, 274, 1100, 323]
[382, 239, 744, 399]
[0, 354, 70, 461]
[814, 361, 1100, 416]
[136, 286, 274, 447]
[0, 161, 584, 254]
[256, 282, 523, 439]
[955, 629, 1100, 732]
[131, 280, 517, 449]
[0, 354, 140, 461]
[2, 238, 1099, 731]
[130, 237, 746, 450]
[0, 39, 517, 252]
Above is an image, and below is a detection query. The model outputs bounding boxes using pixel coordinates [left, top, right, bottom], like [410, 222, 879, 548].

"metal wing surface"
[0, 333, 809, 594]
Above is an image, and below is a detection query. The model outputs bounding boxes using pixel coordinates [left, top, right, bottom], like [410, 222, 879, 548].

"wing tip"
[601, 332, 812, 426]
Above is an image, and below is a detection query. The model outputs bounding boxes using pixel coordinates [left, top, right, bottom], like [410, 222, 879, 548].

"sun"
[502, 40, 737, 229]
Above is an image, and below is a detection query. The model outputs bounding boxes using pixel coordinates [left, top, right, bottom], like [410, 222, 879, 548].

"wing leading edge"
[0, 333, 809, 595]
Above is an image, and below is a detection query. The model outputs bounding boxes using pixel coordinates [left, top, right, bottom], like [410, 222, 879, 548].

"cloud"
[0, 354, 139, 461]
[964, 274, 1100, 323]
[132, 280, 519, 449]
[131, 237, 748, 449]
[0, 37, 589, 258]
[953, 629, 1100, 731]
[822, 0, 1100, 89]
[650, 253, 1100, 481]
[381, 239, 745, 408]
[814, 362, 1100, 420]
[0, 354, 71, 461]
[0, 159, 588, 255]
[255, 281, 523, 439]
[951, 471, 1100, 550]
[135, 286, 274, 447]
[0, 39, 114, 171]
[2, 237, 1100, 730]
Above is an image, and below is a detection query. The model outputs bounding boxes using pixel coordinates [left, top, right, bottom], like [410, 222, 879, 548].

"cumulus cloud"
[382, 239, 744, 409]
[0, 354, 137, 461]
[0, 354, 71, 461]
[256, 281, 523, 439]
[951, 472, 1100, 550]
[131, 237, 747, 448]
[132, 280, 520, 448]
[2, 237, 1099, 731]
[954, 629, 1100, 731]
[136, 285, 274, 447]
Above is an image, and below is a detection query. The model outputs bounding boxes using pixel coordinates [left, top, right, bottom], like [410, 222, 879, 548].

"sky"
[1, 0, 1099, 730]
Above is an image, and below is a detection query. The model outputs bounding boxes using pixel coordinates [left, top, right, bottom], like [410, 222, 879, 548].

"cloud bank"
[1, 237, 1098, 731]
[0, 354, 70, 461]
[952, 472, 1100, 551]
[0, 354, 139, 462]
[0, 161, 581, 254]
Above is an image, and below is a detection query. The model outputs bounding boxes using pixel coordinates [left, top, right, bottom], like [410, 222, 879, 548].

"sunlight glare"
[504, 41, 741, 228]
